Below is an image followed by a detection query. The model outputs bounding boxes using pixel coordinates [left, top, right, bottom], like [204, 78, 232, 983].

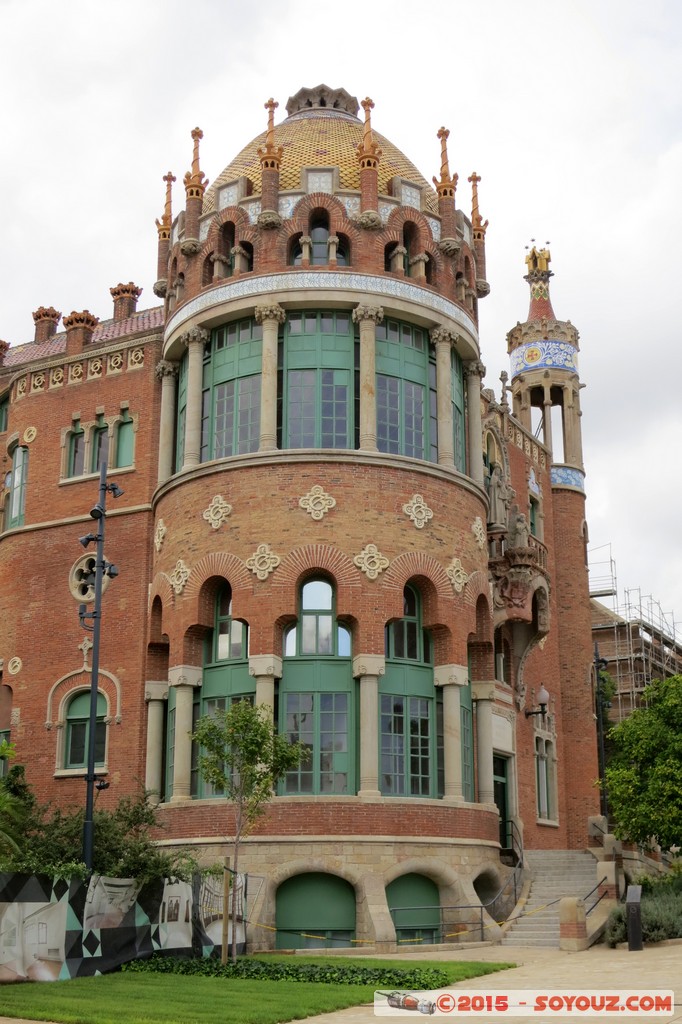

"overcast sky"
[1, 0, 680, 630]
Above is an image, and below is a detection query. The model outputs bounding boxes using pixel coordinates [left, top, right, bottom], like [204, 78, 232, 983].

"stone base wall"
[156, 832, 506, 949]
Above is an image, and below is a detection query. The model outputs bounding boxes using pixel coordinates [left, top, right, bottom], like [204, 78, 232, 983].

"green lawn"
[0, 958, 514, 1024]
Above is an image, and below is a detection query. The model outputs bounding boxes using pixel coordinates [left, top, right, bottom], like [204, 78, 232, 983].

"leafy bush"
[605, 888, 682, 946]
[122, 954, 451, 990]
[0, 770, 196, 882]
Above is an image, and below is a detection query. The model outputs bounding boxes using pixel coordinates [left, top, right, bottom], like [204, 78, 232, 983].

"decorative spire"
[356, 97, 381, 169]
[258, 98, 284, 171]
[184, 128, 208, 200]
[524, 242, 556, 320]
[468, 172, 488, 238]
[156, 171, 176, 240]
[433, 127, 457, 198]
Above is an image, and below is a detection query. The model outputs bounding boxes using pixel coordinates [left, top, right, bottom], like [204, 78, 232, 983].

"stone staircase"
[501, 850, 599, 947]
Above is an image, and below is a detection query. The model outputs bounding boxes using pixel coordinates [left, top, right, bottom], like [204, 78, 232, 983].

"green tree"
[605, 675, 682, 849]
[192, 699, 306, 962]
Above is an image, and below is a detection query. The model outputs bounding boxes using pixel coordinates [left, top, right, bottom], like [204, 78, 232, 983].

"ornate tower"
[507, 248, 599, 844]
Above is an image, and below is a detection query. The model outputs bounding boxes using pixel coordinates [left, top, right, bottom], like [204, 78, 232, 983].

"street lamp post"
[594, 644, 609, 821]
[77, 461, 122, 873]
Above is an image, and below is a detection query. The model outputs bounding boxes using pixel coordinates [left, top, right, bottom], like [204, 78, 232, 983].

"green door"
[493, 755, 510, 848]
[275, 873, 356, 949]
[386, 873, 440, 945]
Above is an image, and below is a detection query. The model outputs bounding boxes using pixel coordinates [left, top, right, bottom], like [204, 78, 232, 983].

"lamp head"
[108, 483, 124, 499]
[79, 533, 97, 548]
[89, 503, 105, 520]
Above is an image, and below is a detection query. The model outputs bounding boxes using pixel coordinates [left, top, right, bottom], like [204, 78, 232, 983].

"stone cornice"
[164, 271, 477, 350]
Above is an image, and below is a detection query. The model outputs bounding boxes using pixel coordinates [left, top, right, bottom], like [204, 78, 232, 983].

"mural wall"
[0, 871, 245, 981]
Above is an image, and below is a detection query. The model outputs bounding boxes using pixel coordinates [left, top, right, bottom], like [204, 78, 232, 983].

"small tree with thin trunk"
[192, 699, 306, 962]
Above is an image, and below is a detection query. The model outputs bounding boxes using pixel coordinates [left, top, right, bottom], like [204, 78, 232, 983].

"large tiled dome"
[203, 85, 438, 214]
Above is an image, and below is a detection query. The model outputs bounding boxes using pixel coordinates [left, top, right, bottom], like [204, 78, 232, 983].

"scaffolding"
[588, 544, 682, 721]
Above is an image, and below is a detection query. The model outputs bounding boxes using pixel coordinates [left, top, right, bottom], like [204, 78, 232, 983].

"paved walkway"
[0, 942, 680, 1024]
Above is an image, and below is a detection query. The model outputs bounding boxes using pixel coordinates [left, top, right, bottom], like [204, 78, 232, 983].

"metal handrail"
[584, 877, 608, 915]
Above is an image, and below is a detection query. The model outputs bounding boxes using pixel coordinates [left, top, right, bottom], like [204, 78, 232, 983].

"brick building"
[0, 85, 599, 947]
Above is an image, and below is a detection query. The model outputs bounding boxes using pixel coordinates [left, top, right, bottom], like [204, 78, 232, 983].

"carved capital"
[254, 303, 286, 325]
[257, 210, 282, 230]
[409, 252, 429, 266]
[153, 279, 168, 298]
[155, 359, 178, 381]
[180, 325, 209, 348]
[463, 359, 486, 380]
[429, 326, 459, 348]
[352, 304, 384, 325]
[476, 279, 491, 297]
[438, 238, 461, 257]
[180, 238, 201, 256]
[210, 253, 232, 265]
[355, 210, 383, 230]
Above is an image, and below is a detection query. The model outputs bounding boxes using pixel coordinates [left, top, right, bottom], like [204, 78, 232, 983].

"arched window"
[290, 232, 304, 266]
[8, 445, 28, 528]
[0, 395, 8, 433]
[403, 221, 418, 275]
[335, 234, 349, 267]
[0, 683, 12, 780]
[280, 577, 353, 795]
[65, 691, 107, 770]
[183, 582, 252, 799]
[309, 210, 330, 265]
[381, 585, 438, 797]
[202, 254, 213, 287]
[535, 736, 556, 820]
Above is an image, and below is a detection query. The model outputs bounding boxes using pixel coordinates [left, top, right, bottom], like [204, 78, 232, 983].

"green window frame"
[91, 416, 110, 473]
[536, 736, 554, 819]
[199, 319, 262, 462]
[185, 582, 253, 799]
[375, 318, 435, 460]
[115, 413, 135, 468]
[65, 691, 106, 769]
[278, 311, 357, 450]
[0, 396, 8, 433]
[452, 348, 465, 471]
[8, 446, 28, 528]
[175, 354, 188, 471]
[68, 421, 85, 477]
[280, 578, 353, 796]
[381, 585, 438, 797]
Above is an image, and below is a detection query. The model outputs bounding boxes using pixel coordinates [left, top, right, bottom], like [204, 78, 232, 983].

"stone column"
[181, 327, 208, 471]
[430, 326, 458, 468]
[327, 235, 339, 266]
[464, 359, 486, 486]
[435, 664, 469, 801]
[156, 361, 178, 485]
[255, 304, 286, 451]
[169, 665, 202, 802]
[409, 253, 428, 281]
[354, 655, 385, 797]
[472, 680, 495, 805]
[144, 681, 169, 803]
[390, 245, 406, 275]
[249, 654, 282, 724]
[352, 304, 383, 452]
[542, 386, 553, 452]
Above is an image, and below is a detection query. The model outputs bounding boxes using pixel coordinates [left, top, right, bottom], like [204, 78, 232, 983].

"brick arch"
[149, 571, 176, 612]
[271, 544, 362, 620]
[290, 191, 351, 231]
[385, 206, 433, 253]
[184, 552, 253, 628]
[382, 551, 452, 610]
[46, 668, 121, 728]
[383, 857, 462, 890]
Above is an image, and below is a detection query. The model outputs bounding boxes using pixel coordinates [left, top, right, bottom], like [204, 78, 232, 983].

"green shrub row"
[605, 889, 682, 946]
[122, 955, 450, 989]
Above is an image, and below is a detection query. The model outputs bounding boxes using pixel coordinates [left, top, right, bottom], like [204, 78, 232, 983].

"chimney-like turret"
[32, 306, 62, 343]
[110, 282, 142, 322]
[63, 310, 99, 356]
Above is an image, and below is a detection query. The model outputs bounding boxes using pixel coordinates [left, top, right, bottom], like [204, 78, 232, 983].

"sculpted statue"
[509, 511, 530, 549]
[487, 463, 512, 528]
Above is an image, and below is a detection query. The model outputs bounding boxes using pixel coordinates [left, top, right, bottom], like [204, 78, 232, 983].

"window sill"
[536, 817, 560, 828]
[54, 767, 108, 779]
[59, 466, 135, 487]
